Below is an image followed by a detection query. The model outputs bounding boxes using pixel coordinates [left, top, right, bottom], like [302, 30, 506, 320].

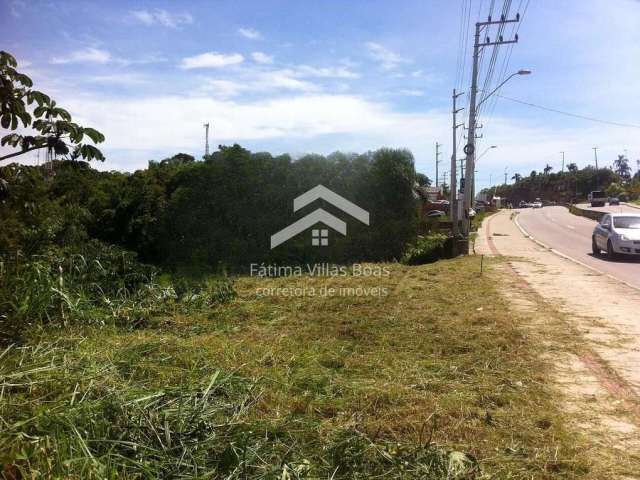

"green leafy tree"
[567, 163, 578, 173]
[613, 154, 631, 181]
[0, 51, 105, 163]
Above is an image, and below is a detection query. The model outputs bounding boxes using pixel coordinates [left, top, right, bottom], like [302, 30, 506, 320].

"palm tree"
[567, 163, 578, 173]
[511, 173, 522, 183]
[543, 164, 553, 175]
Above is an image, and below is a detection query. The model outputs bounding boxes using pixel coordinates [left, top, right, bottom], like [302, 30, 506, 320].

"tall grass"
[0, 240, 235, 343]
[0, 340, 473, 479]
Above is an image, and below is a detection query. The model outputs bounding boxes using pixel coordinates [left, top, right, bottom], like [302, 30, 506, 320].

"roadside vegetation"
[1, 257, 597, 479]
[486, 157, 640, 205]
[0, 49, 604, 478]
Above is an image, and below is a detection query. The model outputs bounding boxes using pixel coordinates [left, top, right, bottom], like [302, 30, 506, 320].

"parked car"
[588, 190, 607, 207]
[592, 213, 640, 259]
[519, 200, 529, 208]
[609, 197, 620, 206]
[532, 201, 543, 208]
[426, 210, 446, 218]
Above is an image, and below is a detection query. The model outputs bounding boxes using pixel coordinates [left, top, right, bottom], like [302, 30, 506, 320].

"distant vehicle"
[588, 190, 607, 207]
[469, 208, 476, 218]
[592, 213, 640, 259]
[426, 210, 446, 218]
[609, 197, 620, 206]
[519, 200, 529, 208]
[532, 201, 543, 208]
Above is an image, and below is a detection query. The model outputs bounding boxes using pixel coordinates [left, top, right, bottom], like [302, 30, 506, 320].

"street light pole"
[461, 18, 528, 243]
[451, 89, 464, 244]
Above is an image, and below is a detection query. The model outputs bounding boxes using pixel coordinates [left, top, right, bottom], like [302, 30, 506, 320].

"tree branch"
[0, 145, 48, 163]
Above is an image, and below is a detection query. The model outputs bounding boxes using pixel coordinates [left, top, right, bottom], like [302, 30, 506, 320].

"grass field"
[1, 257, 594, 479]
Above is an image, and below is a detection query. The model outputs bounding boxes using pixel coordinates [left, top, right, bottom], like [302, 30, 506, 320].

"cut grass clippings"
[0, 256, 593, 478]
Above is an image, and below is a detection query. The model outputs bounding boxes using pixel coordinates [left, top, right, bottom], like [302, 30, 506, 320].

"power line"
[496, 94, 640, 129]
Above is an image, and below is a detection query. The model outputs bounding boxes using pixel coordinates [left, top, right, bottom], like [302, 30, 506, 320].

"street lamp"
[477, 69, 532, 108]
[477, 145, 497, 161]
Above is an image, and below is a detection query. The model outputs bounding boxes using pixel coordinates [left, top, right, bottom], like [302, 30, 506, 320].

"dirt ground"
[476, 210, 640, 476]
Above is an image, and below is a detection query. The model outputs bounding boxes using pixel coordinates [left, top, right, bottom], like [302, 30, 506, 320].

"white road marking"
[567, 225, 575, 230]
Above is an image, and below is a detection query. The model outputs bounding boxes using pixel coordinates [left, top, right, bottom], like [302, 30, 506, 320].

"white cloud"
[8, 0, 25, 18]
[51, 48, 112, 65]
[365, 42, 405, 70]
[238, 27, 262, 40]
[180, 52, 244, 69]
[86, 73, 148, 86]
[256, 70, 319, 92]
[130, 9, 193, 28]
[294, 65, 359, 79]
[251, 52, 274, 64]
[398, 89, 424, 97]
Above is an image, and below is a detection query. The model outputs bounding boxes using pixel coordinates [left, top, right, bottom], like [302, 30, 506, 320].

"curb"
[512, 211, 640, 293]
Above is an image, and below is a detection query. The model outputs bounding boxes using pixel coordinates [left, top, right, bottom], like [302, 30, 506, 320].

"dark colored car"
[609, 197, 620, 206]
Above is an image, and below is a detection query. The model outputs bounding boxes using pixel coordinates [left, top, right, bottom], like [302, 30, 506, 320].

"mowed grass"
[1, 257, 591, 478]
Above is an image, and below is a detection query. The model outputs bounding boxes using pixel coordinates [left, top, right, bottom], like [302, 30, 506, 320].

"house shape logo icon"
[270, 185, 370, 249]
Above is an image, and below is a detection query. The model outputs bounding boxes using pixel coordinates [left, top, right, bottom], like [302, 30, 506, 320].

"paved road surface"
[576, 202, 640, 214]
[516, 206, 640, 289]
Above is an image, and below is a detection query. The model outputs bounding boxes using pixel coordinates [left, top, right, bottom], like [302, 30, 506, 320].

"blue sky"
[3, 0, 640, 190]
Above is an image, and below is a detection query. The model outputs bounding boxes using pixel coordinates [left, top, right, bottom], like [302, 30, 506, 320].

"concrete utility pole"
[504, 167, 508, 185]
[560, 151, 565, 172]
[462, 14, 521, 241]
[204, 123, 210, 157]
[435, 142, 442, 188]
[593, 146, 599, 188]
[451, 89, 464, 242]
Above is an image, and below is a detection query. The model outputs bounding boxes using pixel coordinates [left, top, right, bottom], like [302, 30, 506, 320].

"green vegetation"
[488, 162, 640, 204]
[1, 145, 419, 271]
[0, 51, 105, 163]
[0, 257, 594, 478]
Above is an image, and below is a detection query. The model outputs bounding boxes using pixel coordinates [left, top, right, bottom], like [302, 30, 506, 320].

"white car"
[532, 201, 543, 208]
[592, 213, 640, 258]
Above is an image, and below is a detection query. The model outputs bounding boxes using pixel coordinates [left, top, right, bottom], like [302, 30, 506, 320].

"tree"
[613, 154, 631, 181]
[567, 163, 578, 173]
[0, 51, 105, 163]
[543, 164, 553, 175]
[511, 173, 522, 183]
[415, 172, 431, 186]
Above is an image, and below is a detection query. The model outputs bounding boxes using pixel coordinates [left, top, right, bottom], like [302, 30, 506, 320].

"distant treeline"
[485, 165, 640, 204]
[0, 145, 420, 271]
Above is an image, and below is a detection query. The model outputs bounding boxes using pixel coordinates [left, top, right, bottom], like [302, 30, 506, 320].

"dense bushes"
[0, 240, 235, 342]
[1, 146, 420, 271]
[401, 234, 452, 265]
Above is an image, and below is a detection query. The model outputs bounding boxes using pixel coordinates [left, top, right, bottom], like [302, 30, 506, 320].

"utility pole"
[560, 151, 565, 173]
[462, 14, 520, 241]
[593, 146, 599, 188]
[435, 142, 442, 188]
[504, 167, 508, 185]
[204, 123, 210, 157]
[451, 89, 464, 243]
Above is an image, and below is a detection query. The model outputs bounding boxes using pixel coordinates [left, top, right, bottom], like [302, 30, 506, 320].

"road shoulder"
[476, 210, 640, 476]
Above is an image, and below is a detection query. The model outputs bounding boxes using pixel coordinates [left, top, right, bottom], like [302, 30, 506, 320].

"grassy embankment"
[1, 256, 594, 478]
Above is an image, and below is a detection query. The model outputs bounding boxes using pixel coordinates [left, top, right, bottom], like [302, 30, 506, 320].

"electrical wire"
[495, 94, 640, 129]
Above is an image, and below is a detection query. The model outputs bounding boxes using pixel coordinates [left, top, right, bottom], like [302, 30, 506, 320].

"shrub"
[0, 241, 236, 342]
[401, 234, 451, 265]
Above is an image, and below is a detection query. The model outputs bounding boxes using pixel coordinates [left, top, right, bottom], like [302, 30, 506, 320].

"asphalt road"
[516, 205, 640, 289]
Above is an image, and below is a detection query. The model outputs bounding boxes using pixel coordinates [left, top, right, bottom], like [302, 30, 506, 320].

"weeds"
[0, 241, 236, 342]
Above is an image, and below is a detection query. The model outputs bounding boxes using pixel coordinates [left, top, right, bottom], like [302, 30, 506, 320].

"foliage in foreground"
[0, 257, 601, 478]
[0, 339, 475, 478]
[401, 233, 451, 265]
[0, 240, 235, 343]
